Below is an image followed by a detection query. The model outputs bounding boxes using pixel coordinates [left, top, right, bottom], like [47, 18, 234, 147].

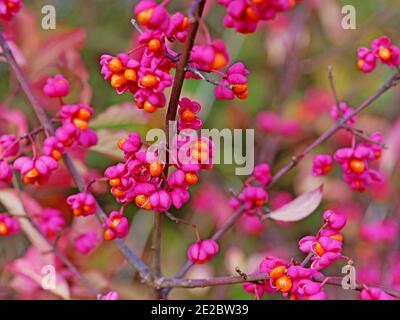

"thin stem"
[199, 14, 212, 45]
[186, 66, 220, 86]
[158, 273, 270, 289]
[27, 133, 37, 160]
[328, 66, 343, 118]
[150, 212, 163, 299]
[165, 211, 201, 242]
[342, 124, 387, 148]
[301, 222, 328, 267]
[301, 251, 314, 267]
[130, 19, 143, 34]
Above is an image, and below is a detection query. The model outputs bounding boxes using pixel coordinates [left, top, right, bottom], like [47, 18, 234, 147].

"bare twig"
[186, 65, 225, 87]
[150, 211, 163, 299]
[328, 66, 343, 118]
[165, 211, 201, 242]
[158, 273, 270, 289]
[301, 251, 315, 267]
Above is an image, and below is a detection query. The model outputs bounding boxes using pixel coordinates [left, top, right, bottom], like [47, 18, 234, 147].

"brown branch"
[156, 0, 207, 299]
[0, 32, 155, 284]
[158, 273, 270, 289]
[150, 211, 163, 299]
[151, 212, 163, 277]
[186, 65, 224, 87]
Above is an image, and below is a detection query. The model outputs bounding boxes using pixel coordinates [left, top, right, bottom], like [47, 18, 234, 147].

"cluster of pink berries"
[243, 209, 346, 300]
[101, 97, 215, 241]
[299, 210, 346, 270]
[357, 36, 400, 73]
[0, 73, 98, 241]
[99, 0, 249, 114]
[0, 74, 97, 188]
[311, 36, 399, 193]
[217, 0, 298, 34]
[0, 195, 97, 254]
[213, 62, 250, 100]
[103, 210, 129, 241]
[66, 192, 97, 217]
[312, 100, 384, 192]
[0, 0, 22, 21]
